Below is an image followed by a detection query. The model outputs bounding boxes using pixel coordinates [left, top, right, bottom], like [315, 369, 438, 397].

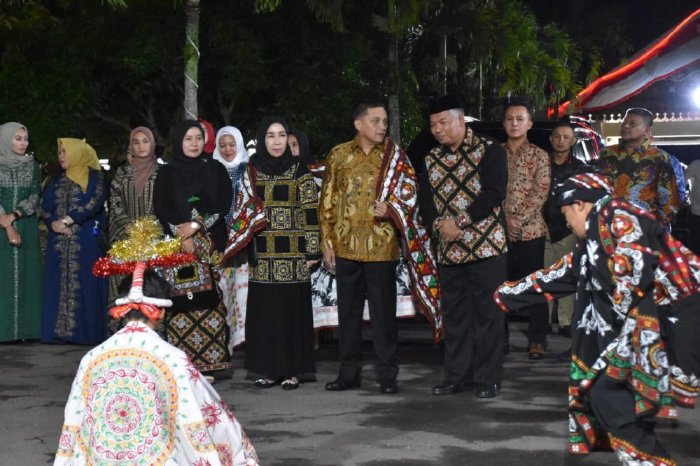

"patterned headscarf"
[0, 122, 33, 169]
[58, 138, 101, 193]
[213, 125, 247, 169]
[554, 172, 613, 207]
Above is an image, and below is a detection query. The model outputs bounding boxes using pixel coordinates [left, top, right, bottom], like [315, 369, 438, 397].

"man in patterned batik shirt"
[418, 95, 508, 398]
[55, 269, 259, 466]
[595, 107, 681, 227]
[495, 172, 700, 466]
[502, 97, 551, 360]
[320, 102, 405, 395]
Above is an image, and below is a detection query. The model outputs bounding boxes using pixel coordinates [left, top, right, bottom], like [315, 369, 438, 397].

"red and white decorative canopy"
[558, 8, 700, 115]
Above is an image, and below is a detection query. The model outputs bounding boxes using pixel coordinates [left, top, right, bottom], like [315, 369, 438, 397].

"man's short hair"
[503, 96, 533, 120]
[353, 102, 387, 120]
[551, 120, 576, 137]
[624, 107, 654, 127]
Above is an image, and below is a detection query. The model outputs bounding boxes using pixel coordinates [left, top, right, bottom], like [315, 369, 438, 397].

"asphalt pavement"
[1, 320, 699, 465]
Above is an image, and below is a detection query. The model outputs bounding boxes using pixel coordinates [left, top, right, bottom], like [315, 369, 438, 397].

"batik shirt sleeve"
[319, 149, 338, 254]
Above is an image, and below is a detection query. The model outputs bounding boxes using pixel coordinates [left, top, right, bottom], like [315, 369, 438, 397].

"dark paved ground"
[1, 320, 699, 465]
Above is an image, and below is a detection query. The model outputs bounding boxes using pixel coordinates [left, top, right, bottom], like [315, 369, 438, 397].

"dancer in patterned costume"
[57, 225, 258, 465]
[494, 172, 700, 465]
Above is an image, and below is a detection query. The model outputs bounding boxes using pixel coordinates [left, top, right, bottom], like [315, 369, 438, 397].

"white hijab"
[213, 125, 247, 169]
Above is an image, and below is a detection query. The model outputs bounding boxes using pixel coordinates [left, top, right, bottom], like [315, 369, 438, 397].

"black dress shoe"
[325, 377, 361, 391]
[431, 381, 468, 396]
[380, 381, 398, 394]
[475, 385, 498, 398]
[254, 378, 280, 389]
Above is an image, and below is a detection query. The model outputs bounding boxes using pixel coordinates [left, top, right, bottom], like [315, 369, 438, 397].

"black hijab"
[289, 128, 317, 167]
[250, 116, 295, 176]
[167, 120, 213, 221]
[171, 120, 207, 169]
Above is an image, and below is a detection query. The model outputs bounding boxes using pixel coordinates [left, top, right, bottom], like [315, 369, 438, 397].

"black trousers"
[335, 257, 399, 383]
[439, 255, 506, 387]
[508, 237, 549, 345]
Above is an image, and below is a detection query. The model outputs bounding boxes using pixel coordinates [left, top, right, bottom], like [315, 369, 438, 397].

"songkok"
[554, 172, 613, 207]
[429, 95, 463, 115]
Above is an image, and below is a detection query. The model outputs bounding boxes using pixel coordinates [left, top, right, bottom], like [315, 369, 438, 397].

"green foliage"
[1, 0, 636, 165]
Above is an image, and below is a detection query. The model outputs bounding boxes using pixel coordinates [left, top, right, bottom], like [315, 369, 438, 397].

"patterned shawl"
[376, 139, 442, 341]
[222, 164, 268, 262]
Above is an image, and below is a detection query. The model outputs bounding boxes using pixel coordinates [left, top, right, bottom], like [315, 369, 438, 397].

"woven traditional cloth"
[376, 140, 442, 340]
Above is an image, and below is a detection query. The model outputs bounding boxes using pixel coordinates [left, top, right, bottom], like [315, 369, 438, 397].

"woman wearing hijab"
[213, 125, 250, 351]
[41, 138, 108, 344]
[0, 122, 42, 342]
[288, 128, 318, 168]
[107, 127, 160, 309]
[153, 120, 233, 376]
[244, 116, 321, 390]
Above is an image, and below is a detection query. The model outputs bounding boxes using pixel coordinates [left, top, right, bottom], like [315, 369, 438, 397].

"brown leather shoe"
[528, 343, 545, 360]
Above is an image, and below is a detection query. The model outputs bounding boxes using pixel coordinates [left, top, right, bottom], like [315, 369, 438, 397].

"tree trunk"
[388, 31, 401, 144]
[183, 0, 200, 120]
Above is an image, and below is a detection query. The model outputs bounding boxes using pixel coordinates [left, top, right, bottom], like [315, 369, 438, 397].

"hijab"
[289, 128, 317, 167]
[197, 118, 216, 155]
[128, 126, 157, 195]
[250, 116, 295, 176]
[170, 120, 206, 169]
[166, 120, 213, 221]
[58, 138, 101, 192]
[213, 125, 248, 169]
[0, 122, 33, 169]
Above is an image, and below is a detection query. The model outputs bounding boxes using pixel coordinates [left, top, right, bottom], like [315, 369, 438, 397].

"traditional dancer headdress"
[93, 216, 196, 321]
[554, 172, 613, 207]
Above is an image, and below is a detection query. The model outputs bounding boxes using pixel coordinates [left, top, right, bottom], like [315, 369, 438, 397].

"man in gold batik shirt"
[320, 102, 402, 395]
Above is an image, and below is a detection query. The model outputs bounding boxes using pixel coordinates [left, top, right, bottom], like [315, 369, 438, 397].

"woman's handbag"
[161, 261, 220, 311]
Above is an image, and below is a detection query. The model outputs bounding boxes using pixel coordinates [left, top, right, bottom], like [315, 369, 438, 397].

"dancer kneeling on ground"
[54, 262, 259, 465]
[494, 171, 700, 465]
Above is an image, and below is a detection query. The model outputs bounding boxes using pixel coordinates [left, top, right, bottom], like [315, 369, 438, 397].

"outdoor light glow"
[693, 86, 700, 108]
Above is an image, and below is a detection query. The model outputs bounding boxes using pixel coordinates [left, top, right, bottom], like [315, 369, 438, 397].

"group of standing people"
[3, 94, 699, 466]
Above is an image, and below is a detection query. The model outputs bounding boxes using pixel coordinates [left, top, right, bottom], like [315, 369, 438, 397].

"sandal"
[254, 378, 280, 389]
[281, 377, 299, 391]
